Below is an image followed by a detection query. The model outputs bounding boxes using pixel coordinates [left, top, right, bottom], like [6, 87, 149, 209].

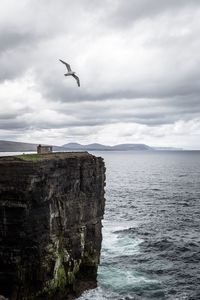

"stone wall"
[0, 152, 105, 299]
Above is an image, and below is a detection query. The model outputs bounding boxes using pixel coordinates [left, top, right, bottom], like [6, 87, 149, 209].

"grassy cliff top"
[0, 152, 92, 162]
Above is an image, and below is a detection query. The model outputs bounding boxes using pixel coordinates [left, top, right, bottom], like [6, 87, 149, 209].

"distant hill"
[62, 143, 183, 151]
[0, 140, 64, 152]
[153, 147, 183, 151]
[62, 143, 83, 150]
[112, 143, 152, 151]
[62, 142, 154, 151]
[62, 143, 113, 151]
[0, 140, 183, 152]
[0, 140, 37, 152]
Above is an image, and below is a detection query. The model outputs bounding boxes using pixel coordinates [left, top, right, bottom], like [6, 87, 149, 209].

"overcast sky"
[1, 0, 200, 149]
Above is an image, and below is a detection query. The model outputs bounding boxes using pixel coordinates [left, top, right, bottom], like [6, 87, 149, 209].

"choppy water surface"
[79, 151, 200, 300]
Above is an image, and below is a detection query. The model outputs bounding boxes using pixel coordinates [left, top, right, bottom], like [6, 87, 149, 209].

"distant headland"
[62, 143, 183, 151]
[0, 140, 183, 152]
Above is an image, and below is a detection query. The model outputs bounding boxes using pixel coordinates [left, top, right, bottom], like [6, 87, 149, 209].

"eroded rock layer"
[0, 152, 105, 299]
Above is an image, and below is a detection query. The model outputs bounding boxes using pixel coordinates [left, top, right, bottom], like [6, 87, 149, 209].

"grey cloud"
[108, 0, 200, 27]
[0, 0, 91, 81]
[1, 88, 200, 133]
[0, 29, 46, 81]
[51, 96, 200, 128]
[0, 113, 21, 120]
[0, 120, 28, 130]
[41, 77, 200, 105]
[0, 30, 42, 54]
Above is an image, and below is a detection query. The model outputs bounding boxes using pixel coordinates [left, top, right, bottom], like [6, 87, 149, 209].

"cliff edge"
[0, 152, 106, 299]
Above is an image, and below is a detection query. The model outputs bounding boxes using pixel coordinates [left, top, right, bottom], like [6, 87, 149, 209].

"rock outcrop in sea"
[0, 152, 105, 299]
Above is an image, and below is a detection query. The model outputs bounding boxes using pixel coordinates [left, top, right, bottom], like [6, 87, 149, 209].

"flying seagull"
[59, 59, 80, 87]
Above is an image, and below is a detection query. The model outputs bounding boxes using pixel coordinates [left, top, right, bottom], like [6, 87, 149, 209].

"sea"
[78, 151, 200, 300]
[1, 151, 200, 300]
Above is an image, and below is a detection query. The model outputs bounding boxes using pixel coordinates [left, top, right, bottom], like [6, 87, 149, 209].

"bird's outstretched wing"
[59, 59, 71, 72]
[72, 74, 80, 87]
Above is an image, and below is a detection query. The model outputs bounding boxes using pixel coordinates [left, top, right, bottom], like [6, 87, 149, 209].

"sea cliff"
[0, 152, 105, 299]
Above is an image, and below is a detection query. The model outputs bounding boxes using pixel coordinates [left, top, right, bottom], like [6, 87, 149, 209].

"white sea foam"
[101, 220, 143, 258]
[99, 266, 159, 291]
[77, 287, 119, 300]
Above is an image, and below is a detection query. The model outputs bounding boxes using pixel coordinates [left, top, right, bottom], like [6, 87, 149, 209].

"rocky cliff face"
[0, 152, 105, 300]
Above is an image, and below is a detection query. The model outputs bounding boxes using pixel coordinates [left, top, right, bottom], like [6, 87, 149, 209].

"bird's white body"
[65, 71, 75, 76]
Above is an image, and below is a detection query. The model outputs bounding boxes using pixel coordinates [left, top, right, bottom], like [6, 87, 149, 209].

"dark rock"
[0, 152, 106, 299]
[0, 296, 9, 300]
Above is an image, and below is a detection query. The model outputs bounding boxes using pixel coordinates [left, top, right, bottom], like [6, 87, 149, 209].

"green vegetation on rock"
[15, 154, 44, 161]
[82, 251, 99, 267]
[38, 237, 82, 298]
